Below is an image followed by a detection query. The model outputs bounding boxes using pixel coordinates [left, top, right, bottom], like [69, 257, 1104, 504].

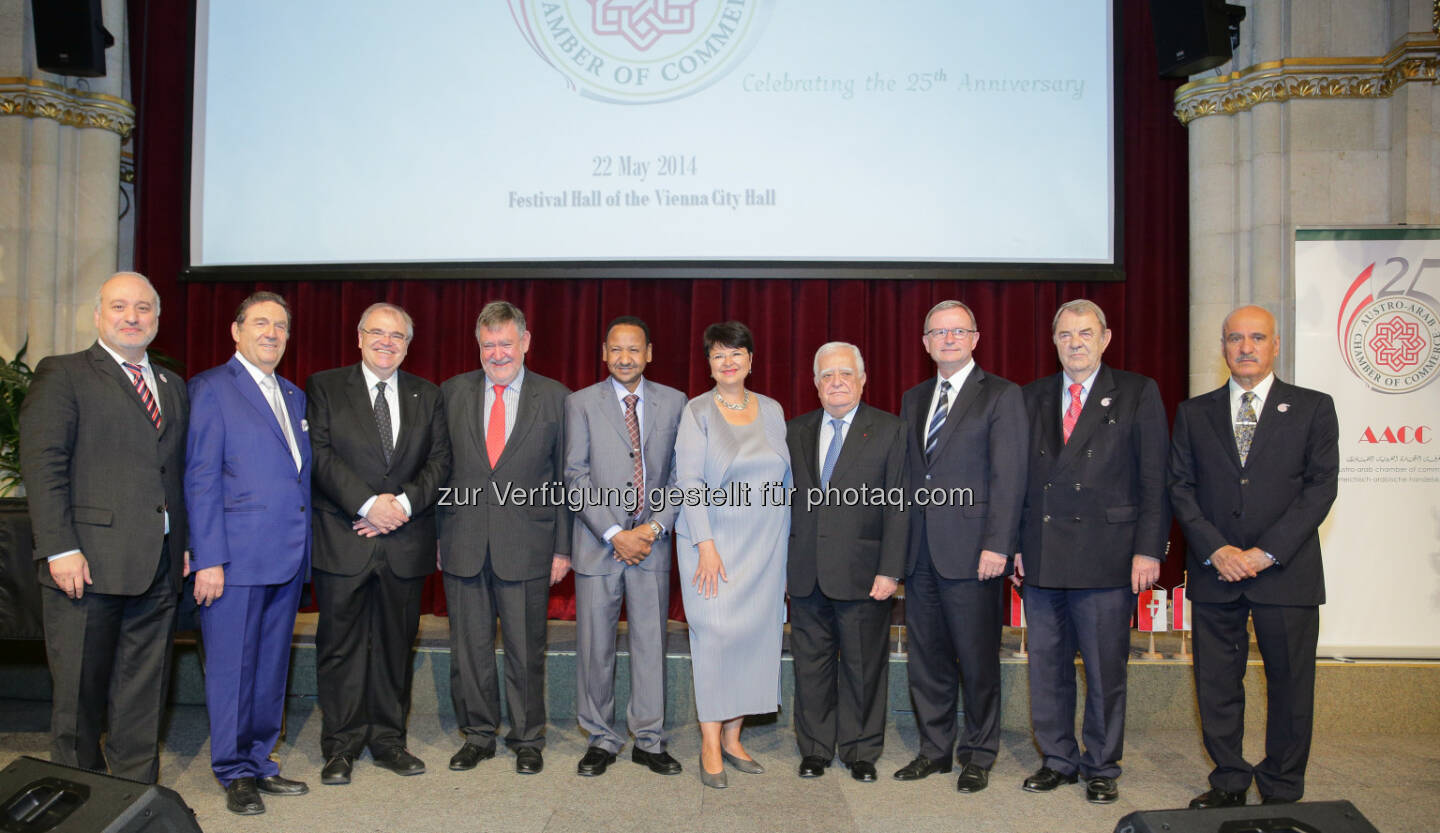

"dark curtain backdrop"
[128, 0, 1191, 621]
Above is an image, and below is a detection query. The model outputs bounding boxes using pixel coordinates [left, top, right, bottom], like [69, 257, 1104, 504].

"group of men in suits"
[20, 273, 1337, 814]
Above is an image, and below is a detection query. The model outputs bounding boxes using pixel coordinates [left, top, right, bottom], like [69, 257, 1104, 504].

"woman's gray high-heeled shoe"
[722, 750, 764, 774]
[699, 757, 728, 789]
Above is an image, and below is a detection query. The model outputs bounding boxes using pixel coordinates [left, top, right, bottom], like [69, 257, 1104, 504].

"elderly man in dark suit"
[894, 300, 1028, 793]
[439, 300, 572, 776]
[1014, 299, 1170, 804]
[307, 302, 450, 785]
[786, 342, 906, 783]
[564, 316, 685, 777]
[1169, 305, 1338, 808]
[20, 272, 188, 784]
[186, 291, 313, 815]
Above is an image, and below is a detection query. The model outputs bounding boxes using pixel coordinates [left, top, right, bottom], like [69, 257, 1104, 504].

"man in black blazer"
[307, 303, 451, 785]
[439, 301, 572, 775]
[19, 272, 188, 784]
[1169, 305, 1338, 808]
[1015, 300, 1170, 804]
[893, 300, 1027, 793]
[786, 342, 907, 783]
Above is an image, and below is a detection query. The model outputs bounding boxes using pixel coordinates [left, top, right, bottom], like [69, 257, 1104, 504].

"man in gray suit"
[564, 316, 685, 777]
[20, 272, 188, 783]
[786, 342, 906, 782]
[439, 301, 572, 775]
[894, 300, 1027, 793]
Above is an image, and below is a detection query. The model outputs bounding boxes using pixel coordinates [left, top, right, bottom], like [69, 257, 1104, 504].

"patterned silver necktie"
[1235, 391, 1257, 466]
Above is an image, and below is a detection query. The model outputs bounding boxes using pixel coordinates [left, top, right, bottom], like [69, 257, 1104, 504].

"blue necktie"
[925, 380, 951, 462]
[820, 418, 845, 488]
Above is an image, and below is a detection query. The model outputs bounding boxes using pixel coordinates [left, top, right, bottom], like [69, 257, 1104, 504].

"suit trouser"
[199, 569, 304, 785]
[904, 541, 1002, 767]
[444, 562, 548, 750]
[1193, 598, 1319, 801]
[789, 587, 892, 765]
[1024, 584, 1132, 779]
[574, 567, 670, 754]
[313, 559, 425, 759]
[41, 542, 176, 783]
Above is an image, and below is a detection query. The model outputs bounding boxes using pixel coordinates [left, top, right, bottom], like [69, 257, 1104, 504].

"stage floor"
[1, 698, 1434, 833]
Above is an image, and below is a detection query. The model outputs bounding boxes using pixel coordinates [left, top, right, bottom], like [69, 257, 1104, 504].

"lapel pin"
[301, 418, 309, 432]
[158, 373, 167, 383]
[1100, 396, 1112, 407]
[1277, 403, 1290, 413]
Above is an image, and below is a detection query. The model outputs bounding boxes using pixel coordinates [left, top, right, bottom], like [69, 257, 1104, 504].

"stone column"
[1176, 0, 1440, 394]
[0, 0, 134, 361]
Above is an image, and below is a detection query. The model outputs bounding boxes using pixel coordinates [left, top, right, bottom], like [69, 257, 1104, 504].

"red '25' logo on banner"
[1337, 257, 1440, 394]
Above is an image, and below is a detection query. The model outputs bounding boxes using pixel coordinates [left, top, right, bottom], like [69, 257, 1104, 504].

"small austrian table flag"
[1007, 584, 1026, 628]
[1137, 588, 1169, 632]
[1172, 585, 1191, 631]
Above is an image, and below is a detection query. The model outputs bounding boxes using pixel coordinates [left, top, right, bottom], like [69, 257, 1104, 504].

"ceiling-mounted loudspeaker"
[1150, 0, 1247, 79]
[30, 0, 115, 78]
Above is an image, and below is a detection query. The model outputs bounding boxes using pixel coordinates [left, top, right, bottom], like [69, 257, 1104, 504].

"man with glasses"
[893, 301, 1027, 794]
[306, 303, 451, 785]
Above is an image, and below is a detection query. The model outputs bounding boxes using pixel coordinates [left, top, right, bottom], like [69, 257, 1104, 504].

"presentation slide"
[189, 0, 1116, 270]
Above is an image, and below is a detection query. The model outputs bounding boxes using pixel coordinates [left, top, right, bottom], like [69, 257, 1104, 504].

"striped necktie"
[122, 362, 161, 431]
[925, 380, 951, 462]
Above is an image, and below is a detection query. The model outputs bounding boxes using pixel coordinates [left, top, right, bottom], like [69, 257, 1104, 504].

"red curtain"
[128, 1, 1190, 620]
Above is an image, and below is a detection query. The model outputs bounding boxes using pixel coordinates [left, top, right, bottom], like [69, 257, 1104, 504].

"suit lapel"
[1246, 379, 1292, 469]
[797, 410, 822, 486]
[228, 357, 289, 449]
[929, 366, 983, 464]
[1057, 366, 1116, 465]
[912, 377, 937, 453]
[599, 382, 634, 449]
[494, 374, 540, 470]
[87, 344, 157, 430]
[1202, 385, 1242, 471]
[829, 405, 872, 483]
[395, 371, 424, 459]
[345, 364, 389, 463]
[153, 363, 181, 441]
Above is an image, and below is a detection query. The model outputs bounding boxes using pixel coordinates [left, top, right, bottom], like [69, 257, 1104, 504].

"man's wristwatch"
[647, 520, 663, 538]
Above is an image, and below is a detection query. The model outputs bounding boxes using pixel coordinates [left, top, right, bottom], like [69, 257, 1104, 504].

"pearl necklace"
[714, 390, 749, 411]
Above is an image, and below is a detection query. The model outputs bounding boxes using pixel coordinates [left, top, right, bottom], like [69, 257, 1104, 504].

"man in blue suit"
[185, 292, 312, 816]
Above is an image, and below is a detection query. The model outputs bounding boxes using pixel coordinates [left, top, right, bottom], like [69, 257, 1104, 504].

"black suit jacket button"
[1039, 449, 1046, 456]
[1072, 516, 1082, 522]
[925, 473, 932, 480]
[1240, 478, 1249, 485]
[1042, 514, 1051, 523]
[1233, 510, 1242, 518]
[1073, 483, 1081, 491]
[1042, 482, 1051, 490]
[159, 466, 166, 474]
[156, 505, 164, 513]
[300, 506, 306, 512]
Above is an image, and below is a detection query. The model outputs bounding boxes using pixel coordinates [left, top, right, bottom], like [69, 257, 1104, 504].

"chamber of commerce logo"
[508, 0, 772, 103]
[1336, 259, 1440, 394]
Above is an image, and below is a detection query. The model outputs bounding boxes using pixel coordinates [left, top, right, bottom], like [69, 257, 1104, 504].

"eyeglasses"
[361, 328, 409, 343]
[924, 327, 977, 339]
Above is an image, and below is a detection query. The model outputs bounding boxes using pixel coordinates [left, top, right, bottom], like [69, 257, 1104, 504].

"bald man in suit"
[20, 272, 188, 784]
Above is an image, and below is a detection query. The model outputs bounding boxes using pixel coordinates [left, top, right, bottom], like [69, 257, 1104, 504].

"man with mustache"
[1014, 299, 1170, 804]
[307, 303, 450, 785]
[1169, 305, 1338, 808]
[439, 301, 572, 775]
[563, 316, 685, 777]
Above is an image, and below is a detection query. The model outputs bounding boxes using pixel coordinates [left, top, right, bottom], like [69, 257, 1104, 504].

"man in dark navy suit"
[893, 300, 1027, 794]
[1169, 305, 1339, 808]
[1015, 300, 1170, 804]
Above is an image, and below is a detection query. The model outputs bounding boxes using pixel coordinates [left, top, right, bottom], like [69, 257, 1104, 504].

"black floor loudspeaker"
[1150, 0, 1246, 78]
[0, 757, 202, 833]
[1115, 799, 1379, 833]
[29, 0, 114, 77]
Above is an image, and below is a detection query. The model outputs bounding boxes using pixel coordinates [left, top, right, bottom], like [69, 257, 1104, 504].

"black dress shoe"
[798, 755, 828, 778]
[1189, 788, 1247, 809]
[320, 755, 353, 785]
[1023, 767, 1078, 792]
[892, 755, 953, 781]
[631, 747, 682, 775]
[515, 747, 543, 775]
[1086, 776, 1119, 804]
[577, 746, 617, 776]
[449, 742, 496, 771]
[225, 778, 264, 815]
[847, 761, 877, 782]
[255, 774, 309, 795]
[955, 763, 990, 793]
[373, 748, 426, 776]
[1262, 796, 1297, 805]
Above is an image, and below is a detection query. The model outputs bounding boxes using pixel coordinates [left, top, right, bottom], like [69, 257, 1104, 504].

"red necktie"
[624, 394, 644, 515]
[486, 384, 506, 467]
[122, 362, 162, 431]
[1062, 383, 1083, 444]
